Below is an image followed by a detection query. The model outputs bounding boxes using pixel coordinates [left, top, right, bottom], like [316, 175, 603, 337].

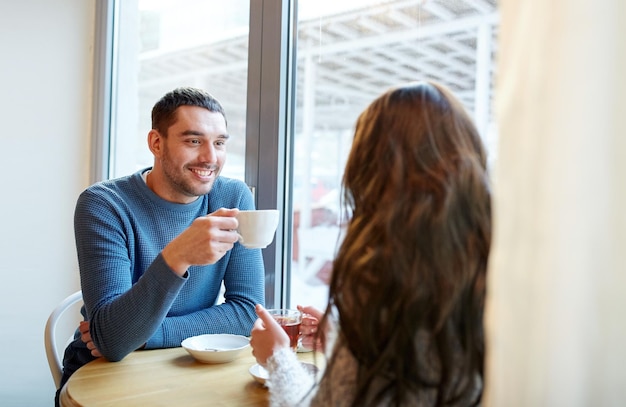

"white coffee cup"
[235, 209, 279, 249]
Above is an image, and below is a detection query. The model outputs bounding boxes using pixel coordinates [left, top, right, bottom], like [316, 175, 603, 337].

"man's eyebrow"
[181, 130, 203, 136]
[180, 130, 230, 139]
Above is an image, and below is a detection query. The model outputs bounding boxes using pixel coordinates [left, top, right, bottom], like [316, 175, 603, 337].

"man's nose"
[198, 143, 217, 162]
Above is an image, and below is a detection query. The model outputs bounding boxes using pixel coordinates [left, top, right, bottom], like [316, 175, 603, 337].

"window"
[108, 0, 250, 181]
[289, 0, 499, 309]
[95, 0, 499, 309]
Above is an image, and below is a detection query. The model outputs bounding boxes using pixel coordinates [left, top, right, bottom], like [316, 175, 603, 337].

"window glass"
[289, 0, 500, 310]
[111, 0, 249, 181]
[105, 0, 499, 309]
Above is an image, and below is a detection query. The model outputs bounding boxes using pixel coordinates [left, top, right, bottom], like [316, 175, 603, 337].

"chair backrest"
[44, 290, 83, 388]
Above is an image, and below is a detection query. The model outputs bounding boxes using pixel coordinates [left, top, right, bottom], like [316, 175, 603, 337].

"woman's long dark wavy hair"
[320, 81, 491, 406]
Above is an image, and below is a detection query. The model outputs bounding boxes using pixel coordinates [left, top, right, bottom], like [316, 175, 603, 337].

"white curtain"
[484, 0, 626, 406]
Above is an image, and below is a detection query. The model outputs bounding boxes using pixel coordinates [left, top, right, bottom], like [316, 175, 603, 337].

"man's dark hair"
[151, 87, 227, 135]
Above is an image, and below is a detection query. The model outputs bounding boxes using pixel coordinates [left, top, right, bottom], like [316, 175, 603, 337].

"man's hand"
[162, 207, 240, 276]
[79, 320, 102, 358]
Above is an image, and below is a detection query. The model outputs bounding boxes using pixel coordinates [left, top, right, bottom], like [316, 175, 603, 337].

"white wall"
[0, 0, 94, 405]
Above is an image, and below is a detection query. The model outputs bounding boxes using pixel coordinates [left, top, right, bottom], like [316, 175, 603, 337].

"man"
[56, 87, 265, 397]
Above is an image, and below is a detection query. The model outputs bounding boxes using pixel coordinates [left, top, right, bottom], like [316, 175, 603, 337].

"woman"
[250, 80, 491, 406]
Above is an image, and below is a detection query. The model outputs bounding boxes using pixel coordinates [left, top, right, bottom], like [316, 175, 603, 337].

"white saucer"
[249, 362, 319, 386]
[297, 342, 313, 353]
[249, 363, 269, 385]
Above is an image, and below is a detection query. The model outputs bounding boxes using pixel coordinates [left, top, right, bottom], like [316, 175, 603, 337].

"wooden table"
[59, 347, 315, 406]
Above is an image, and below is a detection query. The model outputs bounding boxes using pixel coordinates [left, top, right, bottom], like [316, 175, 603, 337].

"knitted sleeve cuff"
[266, 347, 316, 407]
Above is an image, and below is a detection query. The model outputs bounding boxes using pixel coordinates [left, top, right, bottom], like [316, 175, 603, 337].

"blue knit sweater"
[72, 169, 265, 362]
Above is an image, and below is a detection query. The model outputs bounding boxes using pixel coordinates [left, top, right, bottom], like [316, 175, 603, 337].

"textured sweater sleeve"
[142, 178, 265, 349]
[266, 347, 317, 407]
[75, 189, 188, 361]
[144, 238, 265, 350]
[74, 174, 265, 362]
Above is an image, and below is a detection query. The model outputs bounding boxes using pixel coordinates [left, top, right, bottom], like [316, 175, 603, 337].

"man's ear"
[147, 129, 162, 157]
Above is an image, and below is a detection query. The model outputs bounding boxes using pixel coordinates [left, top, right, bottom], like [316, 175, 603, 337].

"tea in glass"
[267, 309, 301, 351]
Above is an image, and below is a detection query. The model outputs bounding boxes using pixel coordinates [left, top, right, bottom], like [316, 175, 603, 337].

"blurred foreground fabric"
[485, 1, 626, 406]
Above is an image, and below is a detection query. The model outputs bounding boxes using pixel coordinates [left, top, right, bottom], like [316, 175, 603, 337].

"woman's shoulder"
[310, 338, 358, 406]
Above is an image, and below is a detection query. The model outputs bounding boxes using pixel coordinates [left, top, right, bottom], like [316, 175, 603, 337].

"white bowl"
[181, 334, 250, 364]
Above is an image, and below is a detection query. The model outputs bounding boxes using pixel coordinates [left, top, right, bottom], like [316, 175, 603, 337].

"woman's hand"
[297, 305, 325, 351]
[249, 304, 290, 365]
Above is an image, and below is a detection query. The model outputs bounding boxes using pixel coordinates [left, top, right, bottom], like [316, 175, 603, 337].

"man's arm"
[144, 181, 266, 348]
[75, 178, 264, 361]
[145, 242, 265, 349]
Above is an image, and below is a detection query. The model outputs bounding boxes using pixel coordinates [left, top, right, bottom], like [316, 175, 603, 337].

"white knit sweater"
[264, 324, 482, 407]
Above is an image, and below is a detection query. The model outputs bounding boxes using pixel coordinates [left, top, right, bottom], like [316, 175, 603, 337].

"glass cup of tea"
[266, 309, 302, 352]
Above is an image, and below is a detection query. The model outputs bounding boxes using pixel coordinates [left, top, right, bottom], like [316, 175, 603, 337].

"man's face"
[150, 105, 229, 203]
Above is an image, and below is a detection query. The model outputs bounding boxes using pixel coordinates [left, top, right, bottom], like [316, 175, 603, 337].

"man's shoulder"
[212, 176, 252, 196]
[214, 176, 248, 189]
[209, 176, 254, 209]
[84, 169, 143, 191]
[78, 172, 142, 206]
